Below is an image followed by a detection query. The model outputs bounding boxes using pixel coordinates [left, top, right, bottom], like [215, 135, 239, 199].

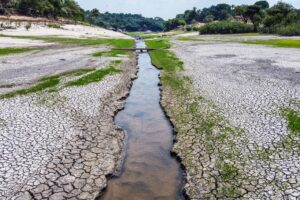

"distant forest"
[85, 9, 165, 32]
[0, 0, 85, 21]
[0, 0, 165, 32]
[1, 0, 300, 35]
[165, 1, 300, 35]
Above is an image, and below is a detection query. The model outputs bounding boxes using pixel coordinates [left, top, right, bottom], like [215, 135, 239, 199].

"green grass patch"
[92, 49, 129, 57]
[145, 38, 183, 90]
[127, 32, 161, 39]
[0, 35, 135, 48]
[236, 33, 265, 36]
[0, 47, 33, 56]
[219, 163, 239, 181]
[199, 21, 254, 35]
[0, 68, 94, 99]
[147, 50, 183, 72]
[282, 108, 300, 133]
[145, 38, 171, 49]
[39, 68, 94, 82]
[65, 66, 122, 87]
[0, 77, 59, 99]
[176, 37, 205, 41]
[244, 39, 300, 48]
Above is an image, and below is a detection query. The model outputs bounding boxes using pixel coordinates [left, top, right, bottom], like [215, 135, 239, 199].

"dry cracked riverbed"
[167, 35, 300, 199]
[2, 32, 300, 200]
[0, 42, 136, 199]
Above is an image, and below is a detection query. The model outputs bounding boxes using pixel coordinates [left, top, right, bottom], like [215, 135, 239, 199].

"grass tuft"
[65, 66, 122, 87]
[145, 38, 171, 49]
[0, 35, 135, 48]
[176, 37, 205, 41]
[0, 47, 33, 56]
[92, 49, 128, 57]
[0, 68, 94, 99]
[0, 77, 59, 99]
[282, 108, 300, 133]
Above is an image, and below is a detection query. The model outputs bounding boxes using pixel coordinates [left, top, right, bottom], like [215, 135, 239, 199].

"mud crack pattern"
[0, 59, 136, 200]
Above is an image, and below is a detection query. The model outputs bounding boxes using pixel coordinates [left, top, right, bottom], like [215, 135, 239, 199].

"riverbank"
[0, 21, 137, 199]
[146, 35, 300, 199]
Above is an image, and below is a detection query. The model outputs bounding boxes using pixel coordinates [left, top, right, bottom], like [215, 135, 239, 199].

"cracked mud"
[165, 36, 300, 199]
[0, 44, 136, 199]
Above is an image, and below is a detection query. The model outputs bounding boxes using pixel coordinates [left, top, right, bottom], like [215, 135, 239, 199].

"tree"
[164, 18, 185, 31]
[242, 4, 265, 30]
[255, 1, 269, 9]
[264, 2, 297, 28]
[234, 5, 248, 23]
[204, 15, 214, 23]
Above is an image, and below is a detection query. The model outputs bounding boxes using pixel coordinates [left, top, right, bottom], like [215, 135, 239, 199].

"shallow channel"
[100, 40, 184, 200]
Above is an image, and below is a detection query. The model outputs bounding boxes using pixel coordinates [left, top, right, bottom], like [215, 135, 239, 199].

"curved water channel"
[100, 40, 184, 200]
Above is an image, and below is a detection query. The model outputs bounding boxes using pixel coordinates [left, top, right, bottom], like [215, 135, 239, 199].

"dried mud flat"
[0, 36, 136, 199]
[168, 36, 300, 199]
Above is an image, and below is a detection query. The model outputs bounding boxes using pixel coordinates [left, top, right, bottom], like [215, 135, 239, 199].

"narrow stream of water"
[101, 40, 184, 200]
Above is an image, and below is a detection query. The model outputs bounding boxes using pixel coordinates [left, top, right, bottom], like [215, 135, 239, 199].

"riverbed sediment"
[0, 23, 137, 198]
[164, 35, 300, 199]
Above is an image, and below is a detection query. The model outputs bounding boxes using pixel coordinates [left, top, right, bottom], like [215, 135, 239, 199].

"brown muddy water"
[100, 40, 185, 200]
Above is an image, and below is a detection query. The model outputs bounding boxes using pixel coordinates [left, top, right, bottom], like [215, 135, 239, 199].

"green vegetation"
[282, 108, 300, 133]
[92, 49, 129, 57]
[0, 47, 33, 56]
[0, 0, 85, 21]
[219, 163, 239, 181]
[236, 33, 264, 36]
[244, 39, 300, 48]
[176, 37, 204, 41]
[39, 68, 94, 81]
[0, 35, 135, 48]
[127, 32, 161, 39]
[165, 1, 300, 36]
[199, 21, 254, 34]
[0, 68, 94, 99]
[146, 38, 249, 198]
[85, 9, 164, 32]
[0, 77, 59, 99]
[276, 21, 300, 36]
[145, 38, 184, 89]
[253, 107, 300, 159]
[36, 37, 134, 48]
[145, 38, 171, 49]
[65, 66, 122, 87]
[0, 63, 123, 99]
[47, 23, 61, 29]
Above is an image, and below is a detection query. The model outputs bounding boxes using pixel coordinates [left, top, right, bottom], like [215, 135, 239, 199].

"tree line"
[85, 9, 164, 32]
[1, 0, 299, 34]
[165, 1, 300, 35]
[0, 0, 165, 31]
[0, 0, 85, 21]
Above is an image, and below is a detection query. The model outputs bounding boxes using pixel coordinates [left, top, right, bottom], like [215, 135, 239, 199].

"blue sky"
[77, 0, 300, 19]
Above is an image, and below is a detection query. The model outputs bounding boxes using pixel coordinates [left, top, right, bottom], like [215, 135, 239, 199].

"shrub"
[47, 23, 61, 29]
[276, 21, 300, 36]
[199, 21, 254, 34]
[25, 22, 31, 31]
